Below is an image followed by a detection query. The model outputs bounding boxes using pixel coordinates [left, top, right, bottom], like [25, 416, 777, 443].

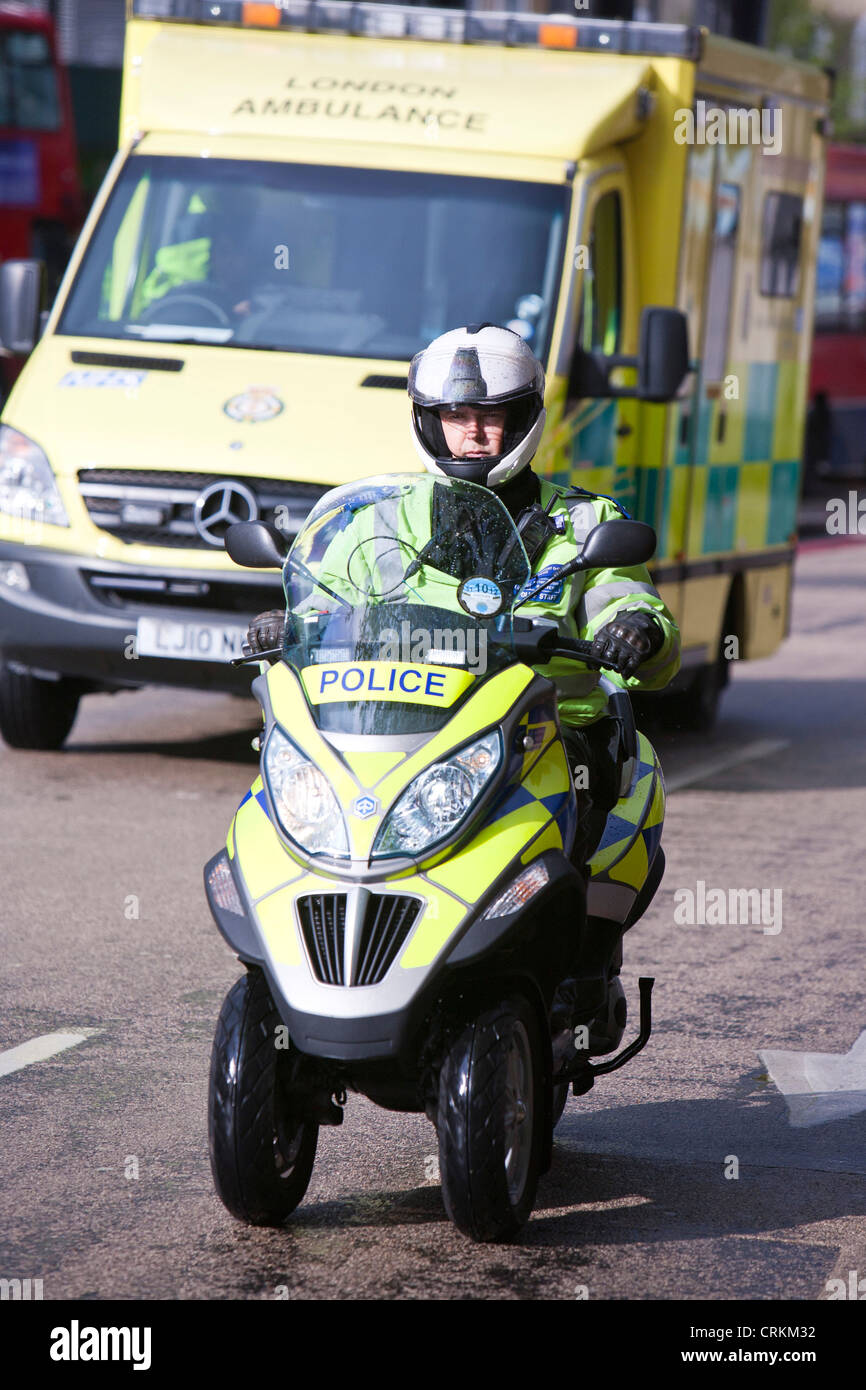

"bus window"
[0, 29, 61, 131]
[816, 201, 845, 327]
[844, 202, 866, 326]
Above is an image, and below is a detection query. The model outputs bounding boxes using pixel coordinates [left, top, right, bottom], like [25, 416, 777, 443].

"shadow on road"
[268, 1092, 865, 1254]
[66, 728, 260, 765]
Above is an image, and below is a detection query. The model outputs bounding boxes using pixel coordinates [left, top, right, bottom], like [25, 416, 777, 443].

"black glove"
[590, 610, 664, 679]
[242, 609, 285, 658]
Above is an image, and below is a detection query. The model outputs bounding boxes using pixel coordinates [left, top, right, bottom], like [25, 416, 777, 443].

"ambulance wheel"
[676, 653, 728, 732]
[657, 646, 728, 733]
[0, 664, 81, 749]
[208, 969, 318, 1226]
[437, 995, 544, 1242]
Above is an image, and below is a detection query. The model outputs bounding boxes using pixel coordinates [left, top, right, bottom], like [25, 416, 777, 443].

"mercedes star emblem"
[193, 480, 258, 546]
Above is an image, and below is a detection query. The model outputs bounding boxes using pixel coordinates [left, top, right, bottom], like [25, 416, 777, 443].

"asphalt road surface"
[1, 540, 864, 1301]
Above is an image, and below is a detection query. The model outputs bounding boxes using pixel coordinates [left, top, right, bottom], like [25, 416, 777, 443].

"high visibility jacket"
[514, 479, 680, 725]
[138, 237, 211, 309]
[302, 476, 680, 728]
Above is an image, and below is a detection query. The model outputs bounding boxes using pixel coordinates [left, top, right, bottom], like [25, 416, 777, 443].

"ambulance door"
[678, 130, 752, 658]
[548, 160, 639, 509]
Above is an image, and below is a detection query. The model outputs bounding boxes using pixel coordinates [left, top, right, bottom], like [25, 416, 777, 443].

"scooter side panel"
[586, 731, 666, 922]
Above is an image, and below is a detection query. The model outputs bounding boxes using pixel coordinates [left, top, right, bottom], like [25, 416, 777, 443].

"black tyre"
[0, 664, 81, 749]
[437, 995, 544, 1242]
[208, 969, 318, 1226]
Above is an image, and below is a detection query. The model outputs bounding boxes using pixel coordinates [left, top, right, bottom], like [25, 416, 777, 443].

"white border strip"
[666, 739, 790, 792]
[0, 1029, 102, 1078]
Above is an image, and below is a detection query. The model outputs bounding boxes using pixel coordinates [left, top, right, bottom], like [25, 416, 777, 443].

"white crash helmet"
[408, 323, 546, 488]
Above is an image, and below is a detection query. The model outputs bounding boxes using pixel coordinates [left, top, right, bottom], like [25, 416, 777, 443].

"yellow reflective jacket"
[301, 476, 680, 727]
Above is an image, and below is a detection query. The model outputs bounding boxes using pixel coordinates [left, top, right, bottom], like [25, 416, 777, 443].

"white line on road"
[0, 1029, 102, 1078]
[665, 738, 790, 792]
[759, 1032, 866, 1128]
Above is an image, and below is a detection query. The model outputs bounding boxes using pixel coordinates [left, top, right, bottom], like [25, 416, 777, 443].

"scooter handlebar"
[510, 626, 626, 675]
[549, 638, 627, 674]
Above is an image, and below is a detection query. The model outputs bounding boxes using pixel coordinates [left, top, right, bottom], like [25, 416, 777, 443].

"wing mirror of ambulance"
[0, 260, 45, 357]
[569, 305, 691, 404]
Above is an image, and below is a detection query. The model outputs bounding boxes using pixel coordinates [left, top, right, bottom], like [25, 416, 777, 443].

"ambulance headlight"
[263, 727, 349, 858]
[0, 426, 69, 527]
[372, 731, 501, 858]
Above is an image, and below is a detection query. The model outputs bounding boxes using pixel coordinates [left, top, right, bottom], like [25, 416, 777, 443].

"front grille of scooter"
[297, 894, 347, 986]
[355, 894, 421, 987]
[297, 893, 421, 987]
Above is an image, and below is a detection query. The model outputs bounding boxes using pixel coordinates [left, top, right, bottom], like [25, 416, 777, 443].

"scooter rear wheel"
[437, 995, 544, 1242]
[208, 969, 318, 1226]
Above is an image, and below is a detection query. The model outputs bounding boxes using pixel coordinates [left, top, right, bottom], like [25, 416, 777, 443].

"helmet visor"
[414, 394, 542, 467]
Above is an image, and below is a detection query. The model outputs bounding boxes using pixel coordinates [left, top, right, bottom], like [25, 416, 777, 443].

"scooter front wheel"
[437, 995, 544, 1242]
[208, 969, 318, 1226]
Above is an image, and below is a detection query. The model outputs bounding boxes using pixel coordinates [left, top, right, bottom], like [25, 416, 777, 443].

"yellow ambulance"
[0, 1, 829, 746]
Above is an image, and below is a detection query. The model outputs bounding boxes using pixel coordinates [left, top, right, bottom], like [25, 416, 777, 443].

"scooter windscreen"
[281, 474, 531, 735]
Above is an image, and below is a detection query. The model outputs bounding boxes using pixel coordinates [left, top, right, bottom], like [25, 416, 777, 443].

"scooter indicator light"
[207, 853, 245, 916]
[482, 861, 549, 919]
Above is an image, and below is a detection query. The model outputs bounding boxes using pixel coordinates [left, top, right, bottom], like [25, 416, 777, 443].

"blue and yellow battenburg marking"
[426, 701, 577, 902]
[301, 660, 474, 707]
[588, 731, 664, 898]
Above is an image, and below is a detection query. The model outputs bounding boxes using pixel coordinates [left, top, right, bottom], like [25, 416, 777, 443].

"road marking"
[0, 1029, 101, 1078]
[758, 1031, 866, 1128]
[569, 1195, 652, 1212]
[665, 738, 790, 792]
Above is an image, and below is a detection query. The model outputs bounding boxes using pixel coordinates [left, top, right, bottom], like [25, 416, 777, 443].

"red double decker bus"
[0, 3, 83, 285]
[806, 142, 866, 491]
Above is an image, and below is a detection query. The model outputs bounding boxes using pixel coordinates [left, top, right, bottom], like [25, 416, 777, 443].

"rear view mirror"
[515, 519, 658, 608]
[573, 519, 657, 571]
[566, 305, 691, 405]
[225, 521, 288, 569]
[0, 260, 44, 356]
[637, 306, 690, 403]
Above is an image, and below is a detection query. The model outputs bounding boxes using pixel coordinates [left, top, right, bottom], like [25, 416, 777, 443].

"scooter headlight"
[372, 731, 501, 858]
[263, 727, 349, 858]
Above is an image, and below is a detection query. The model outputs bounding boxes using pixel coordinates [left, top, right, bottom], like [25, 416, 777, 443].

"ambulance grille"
[297, 893, 421, 987]
[77, 470, 328, 549]
[83, 570, 284, 614]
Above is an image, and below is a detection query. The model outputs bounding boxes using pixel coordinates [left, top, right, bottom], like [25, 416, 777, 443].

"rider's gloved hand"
[590, 610, 664, 679]
[242, 609, 285, 658]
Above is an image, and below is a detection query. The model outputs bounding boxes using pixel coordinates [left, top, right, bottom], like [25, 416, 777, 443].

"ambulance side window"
[702, 181, 740, 383]
[567, 190, 622, 409]
[760, 192, 803, 298]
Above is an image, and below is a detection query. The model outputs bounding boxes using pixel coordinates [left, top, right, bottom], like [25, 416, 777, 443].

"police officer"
[244, 324, 681, 1028]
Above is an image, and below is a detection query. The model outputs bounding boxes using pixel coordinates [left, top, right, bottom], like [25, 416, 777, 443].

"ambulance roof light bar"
[129, 0, 704, 62]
